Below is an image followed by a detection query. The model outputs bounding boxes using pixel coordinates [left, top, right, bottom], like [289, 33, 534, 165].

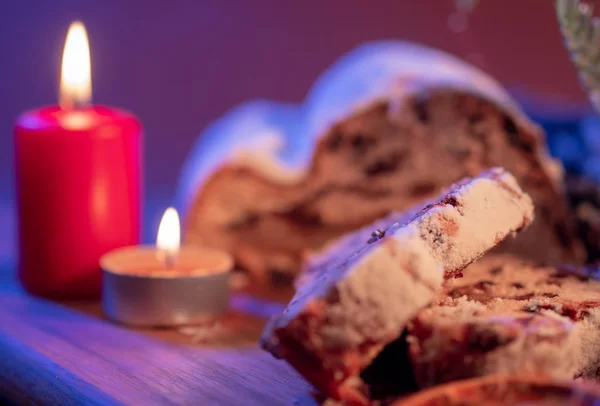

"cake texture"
[261, 169, 533, 405]
[177, 41, 584, 282]
[393, 375, 600, 406]
[565, 174, 600, 263]
[408, 254, 600, 389]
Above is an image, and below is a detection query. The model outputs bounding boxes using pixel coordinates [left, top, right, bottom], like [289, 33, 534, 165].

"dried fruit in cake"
[408, 254, 600, 389]
[177, 41, 583, 283]
[393, 375, 600, 406]
[261, 169, 533, 405]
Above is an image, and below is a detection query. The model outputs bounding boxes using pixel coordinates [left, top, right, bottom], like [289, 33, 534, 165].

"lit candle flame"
[157, 207, 180, 268]
[60, 21, 92, 110]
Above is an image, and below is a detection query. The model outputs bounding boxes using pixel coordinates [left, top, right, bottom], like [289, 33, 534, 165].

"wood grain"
[0, 271, 315, 406]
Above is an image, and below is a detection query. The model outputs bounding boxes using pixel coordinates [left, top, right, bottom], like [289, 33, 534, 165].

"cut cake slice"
[394, 375, 600, 406]
[408, 254, 600, 389]
[261, 168, 534, 404]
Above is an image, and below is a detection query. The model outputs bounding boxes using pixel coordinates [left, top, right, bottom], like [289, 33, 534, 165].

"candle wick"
[59, 94, 91, 112]
[72, 98, 91, 111]
[65, 99, 91, 112]
[163, 251, 176, 270]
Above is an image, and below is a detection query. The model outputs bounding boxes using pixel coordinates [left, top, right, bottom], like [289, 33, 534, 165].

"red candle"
[14, 22, 142, 298]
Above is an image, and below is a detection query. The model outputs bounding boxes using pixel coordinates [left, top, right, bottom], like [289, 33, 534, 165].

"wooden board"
[0, 268, 316, 406]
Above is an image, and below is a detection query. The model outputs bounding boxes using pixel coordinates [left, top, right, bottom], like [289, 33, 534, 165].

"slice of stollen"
[261, 167, 534, 405]
[393, 375, 600, 406]
[408, 254, 600, 389]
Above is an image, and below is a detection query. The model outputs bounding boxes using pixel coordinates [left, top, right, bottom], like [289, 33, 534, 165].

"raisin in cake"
[394, 375, 600, 406]
[177, 41, 583, 283]
[408, 254, 600, 389]
[261, 169, 533, 405]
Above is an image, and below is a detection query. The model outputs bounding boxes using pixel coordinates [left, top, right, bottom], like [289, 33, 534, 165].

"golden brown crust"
[393, 375, 600, 406]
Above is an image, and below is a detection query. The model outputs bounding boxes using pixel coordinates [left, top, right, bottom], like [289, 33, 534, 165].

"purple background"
[0, 0, 597, 263]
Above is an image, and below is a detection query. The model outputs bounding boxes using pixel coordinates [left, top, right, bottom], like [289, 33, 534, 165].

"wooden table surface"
[0, 266, 315, 406]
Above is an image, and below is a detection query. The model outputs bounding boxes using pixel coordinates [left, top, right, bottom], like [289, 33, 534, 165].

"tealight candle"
[101, 208, 233, 327]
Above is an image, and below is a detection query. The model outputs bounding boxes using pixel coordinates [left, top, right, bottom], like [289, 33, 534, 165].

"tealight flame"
[157, 207, 180, 268]
[60, 21, 92, 110]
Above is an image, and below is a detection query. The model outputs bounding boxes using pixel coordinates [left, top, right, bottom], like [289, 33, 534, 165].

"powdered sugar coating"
[298, 167, 534, 287]
[175, 100, 309, 214]
[270, 222, 443, 352]
[414, 168, 534, 273]
[304, 41, 532, 141]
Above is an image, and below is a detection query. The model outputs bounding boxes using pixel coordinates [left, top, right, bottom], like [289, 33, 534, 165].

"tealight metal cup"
[100, 245, 232, 327]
